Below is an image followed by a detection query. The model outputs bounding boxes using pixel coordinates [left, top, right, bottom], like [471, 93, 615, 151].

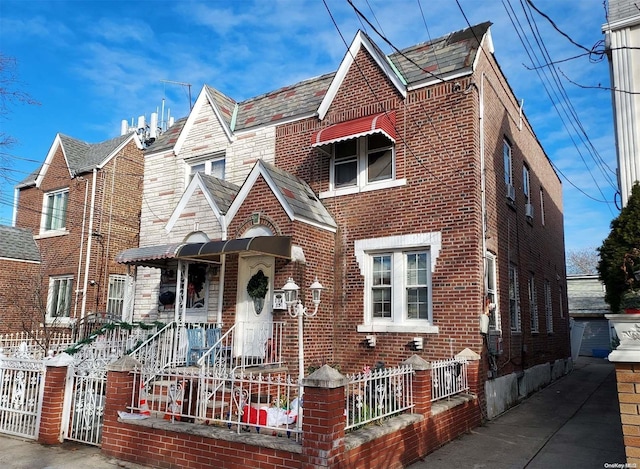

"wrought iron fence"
[130, 367, 303, 440]
[0, 357, 46, 439]
[430, 358, 469, 401]
[0, 331, 74, 359]
[344, 364, 414, 431]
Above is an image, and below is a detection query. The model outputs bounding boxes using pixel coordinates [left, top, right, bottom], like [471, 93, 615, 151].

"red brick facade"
[10, 136, 143, 330]
[271, 43, 569, 381]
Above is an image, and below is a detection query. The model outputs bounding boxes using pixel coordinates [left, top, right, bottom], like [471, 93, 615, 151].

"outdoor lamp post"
[282, 276, 323, 381]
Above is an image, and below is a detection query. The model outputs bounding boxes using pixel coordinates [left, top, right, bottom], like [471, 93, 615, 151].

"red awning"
[311, 111, 396, 147]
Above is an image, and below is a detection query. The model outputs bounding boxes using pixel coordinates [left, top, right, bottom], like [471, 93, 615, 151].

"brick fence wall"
[37, 355, 483, 469]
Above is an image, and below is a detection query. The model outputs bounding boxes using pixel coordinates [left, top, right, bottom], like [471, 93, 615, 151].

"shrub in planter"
[621, 290, 640, 313]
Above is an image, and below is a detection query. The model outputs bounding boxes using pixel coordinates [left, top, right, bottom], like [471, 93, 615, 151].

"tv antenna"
[161, 79, 193, 111]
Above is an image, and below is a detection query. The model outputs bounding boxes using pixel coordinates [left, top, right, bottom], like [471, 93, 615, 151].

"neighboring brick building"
[0, 225, 41, 334]
[117, 22, 570, 420]
[12, 130, 145, 332]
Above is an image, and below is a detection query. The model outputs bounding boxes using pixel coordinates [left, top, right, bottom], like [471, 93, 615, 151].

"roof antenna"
[161, 79, 193, 112]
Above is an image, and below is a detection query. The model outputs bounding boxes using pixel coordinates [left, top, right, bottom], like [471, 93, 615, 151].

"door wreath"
[247, 270, 269, 314]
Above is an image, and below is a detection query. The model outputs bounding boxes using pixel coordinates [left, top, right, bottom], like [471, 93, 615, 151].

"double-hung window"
[42, 188, 69, 233]
[528, 273, 539, 333]
[47, 276, 73, 321]
[356, 233, 441, 334]
[504, 139, 514, 200]
[544, 279, 553, 333]
[186, 152, 225, 184]
[330, 133, 394, 191]
[509, 264, 521, 332]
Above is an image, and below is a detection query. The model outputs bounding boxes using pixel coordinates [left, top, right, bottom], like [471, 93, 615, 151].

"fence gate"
[0, 357, 46, 439]
[62, 357, 112, 446]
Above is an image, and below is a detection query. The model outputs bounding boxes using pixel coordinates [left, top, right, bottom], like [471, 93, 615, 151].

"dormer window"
[185, 152, 225, 185]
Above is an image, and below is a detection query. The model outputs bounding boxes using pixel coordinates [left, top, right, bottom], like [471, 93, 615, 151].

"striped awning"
[311, 111, 396, 147]
[115, 236, 291, 268]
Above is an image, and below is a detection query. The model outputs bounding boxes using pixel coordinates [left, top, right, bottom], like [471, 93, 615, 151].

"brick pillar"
[101, 356, 140, 458]
[38, 353, 74, 445]
[301, 365, 349, 469]
[614, 363, 640, 465]
[402, 355, 431, 416]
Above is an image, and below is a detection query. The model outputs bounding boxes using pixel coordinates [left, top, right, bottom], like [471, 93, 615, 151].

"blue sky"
[0, 0, 618, 255]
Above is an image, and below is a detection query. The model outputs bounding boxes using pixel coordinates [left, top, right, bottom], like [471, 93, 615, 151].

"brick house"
[12, 130, 145, 334]
[0, 225, 41, 334]
[116, 21, 570, 420]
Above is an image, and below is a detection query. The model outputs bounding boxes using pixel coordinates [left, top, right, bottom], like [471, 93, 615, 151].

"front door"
[235, 255, 274, 359]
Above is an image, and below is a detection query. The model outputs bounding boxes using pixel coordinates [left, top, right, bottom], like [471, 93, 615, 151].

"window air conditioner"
[525, 203, 534, 218]
[506, 184, 516, 201]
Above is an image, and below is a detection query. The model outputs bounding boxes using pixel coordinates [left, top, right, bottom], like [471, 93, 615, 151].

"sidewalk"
[410, 356, 625, 469]
[0, 437, 149, 469]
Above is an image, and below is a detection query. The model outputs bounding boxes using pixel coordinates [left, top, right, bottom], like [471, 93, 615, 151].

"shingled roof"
[200, 22, 490, 133]
[198, 174, 240, 215]
[17, 132, 137, 188]
[0, 225, 40, 262]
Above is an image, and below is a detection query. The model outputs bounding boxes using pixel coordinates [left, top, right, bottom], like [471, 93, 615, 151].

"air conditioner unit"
[525, 203, 534, 218]
[506, 184, 516, 201]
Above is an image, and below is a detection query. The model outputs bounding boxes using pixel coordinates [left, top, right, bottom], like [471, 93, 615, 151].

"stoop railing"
[131, 367, 303, 440]
[345, 364, 414, 431]
[430, 358, 469, 401]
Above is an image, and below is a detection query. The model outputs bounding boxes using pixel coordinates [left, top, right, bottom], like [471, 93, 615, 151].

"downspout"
[217, 215, 228, 326]
[479, 72, 488, 299]
[80, 168, 98, 320]
[73, 177, 90, 319]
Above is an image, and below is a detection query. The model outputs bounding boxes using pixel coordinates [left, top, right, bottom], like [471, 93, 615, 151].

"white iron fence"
[0, 356, 46, 439]
[430, 358, 469, 401]
[130, 367, 303, 440]
[345, 364, 414, 431]
[0, 331, 74, 359]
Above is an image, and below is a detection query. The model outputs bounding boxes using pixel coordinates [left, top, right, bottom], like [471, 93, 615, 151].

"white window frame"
[40, 188, 69, 235]
[509, 263, 521, 332]
[486, 252, 500, 331]
[528, 273, 539, 333]
[47, 275, 74, 324]
[540, 187, 546, 226]
[107, 274, 126, 316]
[185, 152, 225, 185]
[355, 233, 441, 334]
[320, 134, 405, 198]
[503, 139, 513, 187]
[544, 279, 553, 333]
[523, 165, 530, 203]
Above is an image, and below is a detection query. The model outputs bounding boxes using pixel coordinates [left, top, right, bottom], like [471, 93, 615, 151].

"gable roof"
[388, 21, 492, 89]
[168, 22, 491, 153]
[145, 117, 188, 154]
[165, 172, 240, 233]
[17, 132, 142, 189]
[0, 225, 40, 263]
[206, 22, 491, 131]
[227, 160, 337, 233]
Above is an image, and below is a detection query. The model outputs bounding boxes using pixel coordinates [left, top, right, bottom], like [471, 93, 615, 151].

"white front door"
[235, 255, 274, 358]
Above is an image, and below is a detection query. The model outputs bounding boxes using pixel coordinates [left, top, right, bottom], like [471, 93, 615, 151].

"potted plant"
[621, 290, 640, 314]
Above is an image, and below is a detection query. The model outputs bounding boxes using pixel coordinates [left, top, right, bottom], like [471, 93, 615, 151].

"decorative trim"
[236, 214, 281, 238]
